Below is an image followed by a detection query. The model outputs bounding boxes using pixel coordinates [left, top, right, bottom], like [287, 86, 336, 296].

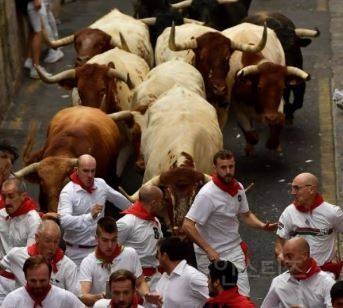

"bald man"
[275, 172, 343, 279]
[58, 154, 131, 266]
[263, 237, 335, 307]
[0, 219, 79, 303]
[117, 185, 164, 294]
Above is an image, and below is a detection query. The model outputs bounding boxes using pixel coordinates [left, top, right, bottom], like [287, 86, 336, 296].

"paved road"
[0, 0, 339, 306]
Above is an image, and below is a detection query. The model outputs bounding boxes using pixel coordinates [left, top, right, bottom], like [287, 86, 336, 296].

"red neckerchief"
[121, 201, 157, 223]
[25, 283, 52, 308]
[95, 244, 123, 268]
[212, 174, 242, 197]
[205, 287, 255, 307]
[110, 294, 139, 308]
[293, 257, 321, 281]
[0, 194, 4, 209]
[293, 194, 324, 213]
[27, 244, 64, 274]
[7, 196, 38, 218]
[69, 170, 95, 193]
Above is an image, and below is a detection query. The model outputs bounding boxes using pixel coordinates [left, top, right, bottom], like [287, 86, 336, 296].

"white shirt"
[78, 246, 143, 294]
[1, 284, 84, 308]
[156, 260, 209, 308]
[117, 214, 163, 268]
[0, 246, 79, 295]
[94, 299, 144, 308]
[0, 209, 41, 258]
[58, 178, 130, 246]
[261, 270, 335, 308]
[277, 201, 343, 265]
[186, 181, 249, 254]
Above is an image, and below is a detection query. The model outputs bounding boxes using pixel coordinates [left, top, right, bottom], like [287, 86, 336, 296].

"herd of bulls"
[13, 0, 319, 233]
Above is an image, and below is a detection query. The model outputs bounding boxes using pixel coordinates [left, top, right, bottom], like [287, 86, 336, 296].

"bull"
[14, 106, 122, 213]
[110, 85, 222, 232]
[222, 23, 310, 155]
[243, 11, 320, 122]
[155, 22, 267, 127]
[36, 48, 150, 113]
[171, 0, 252, 30]
[45, 9, 154, 67]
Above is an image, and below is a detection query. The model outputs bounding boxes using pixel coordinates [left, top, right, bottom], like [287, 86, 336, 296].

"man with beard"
[0, 178, 40, 258]
[183, 149, 277, 297]
[275, 172, 343, 279]
[0, 219, 79, 303]
[262, 237, 335, 307]
[94, 270, 144, 308]
[1, 255, 83, 307]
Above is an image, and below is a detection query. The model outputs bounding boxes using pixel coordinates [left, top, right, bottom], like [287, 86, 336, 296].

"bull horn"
[204, 174, 212, 182]
[169, 22, 198, 51]
[107, 110, 133, 121]
[230, 22, 267, 53]
[119, 33, 131, 52]
[13, 162, 40, 178]
[44, 34, 75, 48]
[71, 88, 81, 105]
[217, 0, 238, 3]
[236, 65, 259, 77]
[171, 0, 192, 9]
[139, 17, 156, 26]
[295, 27, 320, 38]
[183, 18, 205, 25]
[286, 66, 310, 80]
[35, 65, 75, 84]
[129, 175, 161, 200]
[107, 69, 134, 88]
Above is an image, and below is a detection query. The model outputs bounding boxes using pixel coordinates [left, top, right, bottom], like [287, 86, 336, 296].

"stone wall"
[0, 0, 28, 122]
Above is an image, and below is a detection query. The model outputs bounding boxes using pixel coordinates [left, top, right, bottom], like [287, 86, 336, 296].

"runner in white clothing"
[155, 236, 209, 308]
[117, 185, 164, 291]
[0, 219, 78, 302]
[262, 237, 335, 308]
[94, 270, 145, 308]
[183, 149, 277, 297]
[79, 216, 162, 307]
[57, 154, 131, 266]
[0, 178, 41, 258]
[275, 172, 343, 279]
[2, 255, 83, 308]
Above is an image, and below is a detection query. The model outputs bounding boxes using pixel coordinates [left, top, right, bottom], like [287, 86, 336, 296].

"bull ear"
[299, 38, 312, 47]
[108, 62, 115, 69]
[59, 79, 77, 90]
[285, 76, 306, 86]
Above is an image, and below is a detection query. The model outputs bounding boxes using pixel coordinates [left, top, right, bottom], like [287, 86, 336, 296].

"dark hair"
[213, 149, 234, 165]
[0, 141, 19, 162]
[96, 216, 118, 236]
[109, 269, 136, 289]
[158, 236, 186, 261]
[23, 255, 52, 277]
[331, 281, 343, 304]
[208, 260, 238, 290]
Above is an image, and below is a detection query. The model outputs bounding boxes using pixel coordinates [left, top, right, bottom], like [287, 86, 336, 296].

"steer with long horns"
[222, 23, 311, 155]
[44, 8, 154, 67]
[14, 106, 123, 213]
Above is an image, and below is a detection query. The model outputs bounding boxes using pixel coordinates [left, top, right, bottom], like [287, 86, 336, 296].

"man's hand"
[144, 293, 163, 307]
[91, 204, 103, 219]
[205, 247, 220, 262]
[33, 0, 42, 10]
[263, 222, 278, 232]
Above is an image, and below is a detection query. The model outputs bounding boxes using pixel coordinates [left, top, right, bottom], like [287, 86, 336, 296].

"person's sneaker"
[30, 65, 52, 80]
[44, 49, 64, 64]
[24, 58, 33, 70]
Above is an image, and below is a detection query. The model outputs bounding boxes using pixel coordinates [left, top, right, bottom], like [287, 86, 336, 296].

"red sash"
[121, 201, 157, 223]
[205, 287, 255, 307]
[320, 261, 343, 279]
[7, 197, 38, 218]
[27, 244, 64, 273]
[25, 283, 52, 308]
[0, 194, 4, 209]
[95, 244, 123, 268]
[293, 258, 321, 280]
[294, 194, 324, 213]
[69, 170, 95, 193]
[212, 175, 241, 197]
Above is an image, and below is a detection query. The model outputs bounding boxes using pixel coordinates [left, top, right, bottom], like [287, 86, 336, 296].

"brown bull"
[14, 106, 122, 212]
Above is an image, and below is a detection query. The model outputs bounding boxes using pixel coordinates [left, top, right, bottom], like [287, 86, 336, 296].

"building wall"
[0, 0, 28, 122]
